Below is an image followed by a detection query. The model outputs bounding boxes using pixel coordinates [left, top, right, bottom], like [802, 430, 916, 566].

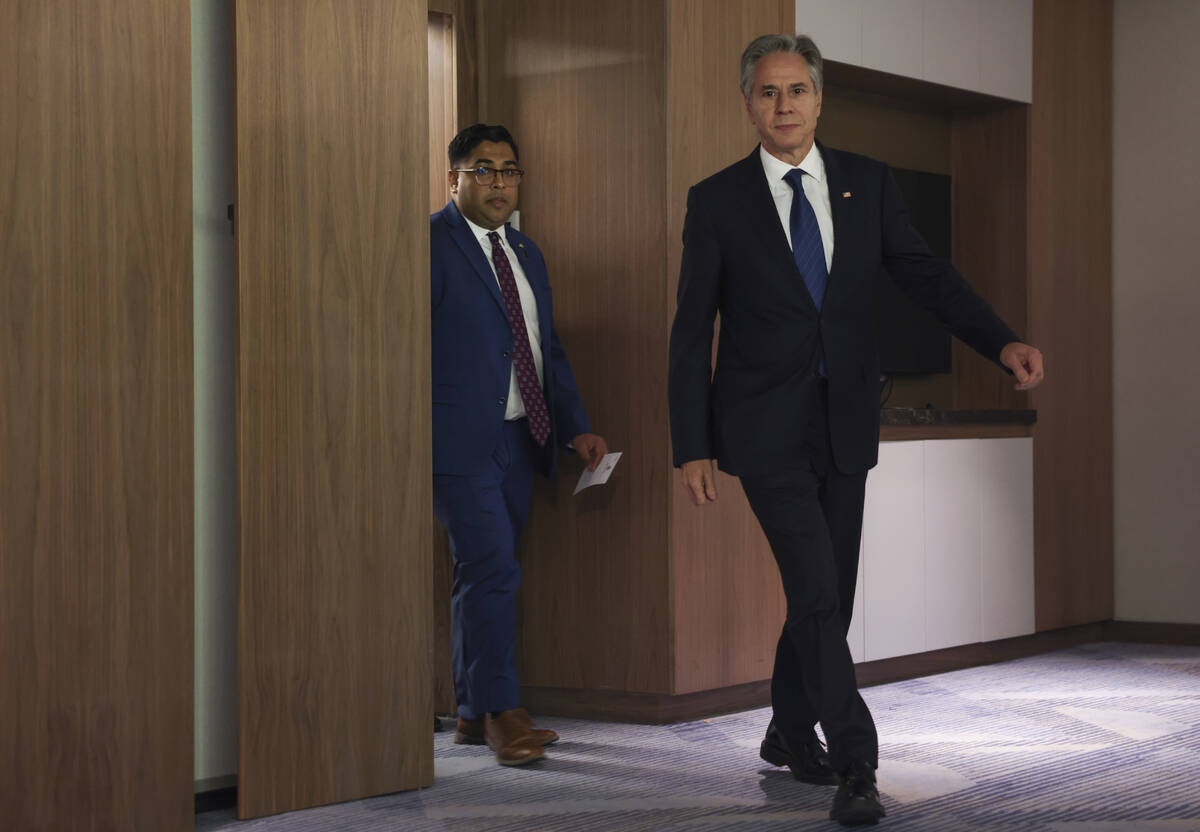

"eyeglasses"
[452, 166, 525, 186]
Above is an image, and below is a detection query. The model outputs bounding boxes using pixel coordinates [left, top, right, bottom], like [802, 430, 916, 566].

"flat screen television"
[874, 166, 952, 375]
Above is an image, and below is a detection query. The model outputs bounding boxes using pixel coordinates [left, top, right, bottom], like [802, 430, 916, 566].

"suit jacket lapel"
[732, 149, 819, 315]
[444, 200, 506, 315]
[818, 140, 849, 282]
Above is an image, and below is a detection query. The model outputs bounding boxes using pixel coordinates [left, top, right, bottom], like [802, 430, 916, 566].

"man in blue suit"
[431, 124, 607, 766]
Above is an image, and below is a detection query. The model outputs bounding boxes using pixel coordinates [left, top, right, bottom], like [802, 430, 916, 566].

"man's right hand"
[681, 459, 719, 506]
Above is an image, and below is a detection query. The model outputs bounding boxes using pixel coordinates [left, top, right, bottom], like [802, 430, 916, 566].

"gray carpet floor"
[197, 642, 1200, 830]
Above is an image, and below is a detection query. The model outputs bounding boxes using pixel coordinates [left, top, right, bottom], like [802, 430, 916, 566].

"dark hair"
[740, 34, 823, 98]
[448, 123, 520, 168]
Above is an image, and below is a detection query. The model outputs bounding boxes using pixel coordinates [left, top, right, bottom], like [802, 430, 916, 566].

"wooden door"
[1, 1, 194, 829]
[234, 0, 433, 818]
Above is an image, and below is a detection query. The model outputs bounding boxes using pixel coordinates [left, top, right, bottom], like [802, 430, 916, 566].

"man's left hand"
[1000, 342, 1045, 391]
[572, 433, 608, 471]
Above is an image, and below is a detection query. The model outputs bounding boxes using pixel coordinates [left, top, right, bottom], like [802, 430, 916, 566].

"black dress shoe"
[830, 761, 885, 826]
[759, 719, 837, 785]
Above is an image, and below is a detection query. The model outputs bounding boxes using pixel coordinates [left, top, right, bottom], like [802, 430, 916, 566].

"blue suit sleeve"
[547, 324, 591, 449]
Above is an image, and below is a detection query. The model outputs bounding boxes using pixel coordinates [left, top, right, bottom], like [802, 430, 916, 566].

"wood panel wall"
[479, 0, 675, 695]
[0, 1, 194, 829]
[950, 106, 1029, 411]
[428, 11, 456, 213]
[1029, 0, 1114, 629]
[234, 0, 432, 818]
[816, 73, 1030, 413]
[459, 0, 1111, 718]
[428, 0, 480, 131]
[666, 0, 795, 695]
[427, 0, 481, 718]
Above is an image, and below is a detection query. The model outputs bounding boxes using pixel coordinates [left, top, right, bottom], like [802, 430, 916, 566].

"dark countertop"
[880, 408, 1037, 427]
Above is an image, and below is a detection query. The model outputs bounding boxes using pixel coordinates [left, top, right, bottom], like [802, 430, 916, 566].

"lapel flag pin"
[842, 191, 852, 198]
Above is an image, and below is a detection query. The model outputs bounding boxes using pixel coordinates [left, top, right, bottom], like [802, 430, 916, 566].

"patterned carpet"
[197, 642, 1200, 830]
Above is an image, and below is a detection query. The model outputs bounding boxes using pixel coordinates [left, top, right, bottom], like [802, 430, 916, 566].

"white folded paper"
[573, 451, 622, 495]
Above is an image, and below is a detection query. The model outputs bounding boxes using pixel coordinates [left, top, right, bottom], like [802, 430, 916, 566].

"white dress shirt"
[759, 143, 835, 272]
[464, 216, 545, 421]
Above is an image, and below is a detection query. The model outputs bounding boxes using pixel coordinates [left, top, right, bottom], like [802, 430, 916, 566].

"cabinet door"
[863, 441, 926, 661]
[848, 538, 867, 663]
[979, 438, 1035, 640]
[234, 0, 433, 818]
[923, 440, 982, 651]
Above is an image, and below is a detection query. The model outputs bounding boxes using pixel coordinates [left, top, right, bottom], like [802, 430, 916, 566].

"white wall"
[1113, 0, 1200, 625]
[192, 0, 238, 783]
[794, 0, 1032, 101]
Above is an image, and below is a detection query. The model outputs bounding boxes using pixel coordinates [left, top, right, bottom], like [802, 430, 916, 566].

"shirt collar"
[465, 215, 508, 246]
[759, 142, 825, 187]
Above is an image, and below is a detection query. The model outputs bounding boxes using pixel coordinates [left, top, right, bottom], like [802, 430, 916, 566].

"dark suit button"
[502, 351, 509, 358]
[498, 398, 505, 405]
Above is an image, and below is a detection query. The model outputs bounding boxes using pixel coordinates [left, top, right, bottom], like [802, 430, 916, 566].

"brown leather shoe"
[454, 717, 486, 746]
[485, 710, 546, 766]
[511, 707, 559, 746]
[457, 709, 558, 747]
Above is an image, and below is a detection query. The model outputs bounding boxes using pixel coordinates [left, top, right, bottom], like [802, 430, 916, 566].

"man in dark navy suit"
[668, 35, 1044, 825]
[431, 124, 607, 766]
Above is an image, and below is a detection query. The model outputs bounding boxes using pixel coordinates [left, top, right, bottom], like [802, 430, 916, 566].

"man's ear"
[447, 169, 459, 194]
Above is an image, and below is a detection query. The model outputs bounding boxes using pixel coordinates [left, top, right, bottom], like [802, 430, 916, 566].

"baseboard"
[1104, 619, 1200, 645]
[521, 679, 772, 724]
[523, 622, 1128, 724]
[853, 623, 1107, 687]
[194, 775, 237, 814]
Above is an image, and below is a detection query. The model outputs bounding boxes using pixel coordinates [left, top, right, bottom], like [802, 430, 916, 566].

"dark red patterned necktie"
[487, 231, 551, 446]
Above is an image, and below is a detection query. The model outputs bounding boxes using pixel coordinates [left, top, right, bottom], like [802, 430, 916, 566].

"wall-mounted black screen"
[874, 166, 953, 375]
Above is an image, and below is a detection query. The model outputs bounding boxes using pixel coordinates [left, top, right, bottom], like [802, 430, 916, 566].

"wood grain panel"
[0, 1, 193, 829]
[1029, 0, 1113, 629]
[428, 11, 456, 213]
[817, 86, 952, 175]
[235, 0, 432, 817]
[479, 0, 674, 695]
[951, 105, 1029, 410]
[427, 0, 470, 716]
[666, 0, 795, 695]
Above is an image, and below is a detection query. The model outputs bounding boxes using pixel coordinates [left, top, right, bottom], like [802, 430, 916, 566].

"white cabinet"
[795, 0, 1032, 103]
[848, 539, 866, 663]
[979, 437, 1035, 640]
[862, 441, 926, 661]
[852, 436, 1034, 662]
[923, 439, 983, 651]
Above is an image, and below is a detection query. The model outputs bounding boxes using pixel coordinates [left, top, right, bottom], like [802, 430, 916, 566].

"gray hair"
[740, 34, 824, 99]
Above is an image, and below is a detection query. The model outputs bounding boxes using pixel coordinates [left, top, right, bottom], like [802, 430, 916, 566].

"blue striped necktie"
[783, 167, 828, 312]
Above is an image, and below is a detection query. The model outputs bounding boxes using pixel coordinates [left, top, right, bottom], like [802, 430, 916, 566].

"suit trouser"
[433, 419, 538, 720]
[739, 381, 879, 770]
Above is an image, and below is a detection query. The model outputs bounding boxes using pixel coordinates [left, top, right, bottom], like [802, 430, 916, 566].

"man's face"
[449, 140, 520, 230]
[745, 52, 823, 164]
